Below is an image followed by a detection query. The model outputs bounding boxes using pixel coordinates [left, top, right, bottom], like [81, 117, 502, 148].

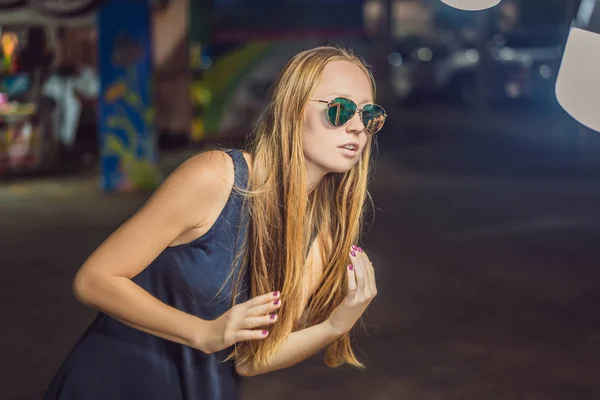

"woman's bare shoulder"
[148, 150, 236, 222]
[173, 149, 241, 191]
[179, 149, 233, 179]
[179, 149, 251, 181]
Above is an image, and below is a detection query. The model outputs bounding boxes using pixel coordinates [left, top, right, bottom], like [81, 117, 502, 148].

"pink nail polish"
[348, 264, 354, 270]
[274, 300, 280, 305]
[351, 245, 357, 251]
[358, 247, 363, 253]
[262, 330, 268, 335]
[273, 291, 279, 296]
[351, 251, 356, 257]
[270, 313, 276, 319]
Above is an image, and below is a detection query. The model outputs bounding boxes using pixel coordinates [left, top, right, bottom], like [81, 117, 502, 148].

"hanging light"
[439, 0, 501, 11]
[556, 0, 600, 132]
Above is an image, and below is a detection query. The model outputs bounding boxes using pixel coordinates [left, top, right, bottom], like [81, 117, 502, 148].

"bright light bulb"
[556, 27, 600, 132]
[439, 0, 501, 11]
[555, 0, 600, 132]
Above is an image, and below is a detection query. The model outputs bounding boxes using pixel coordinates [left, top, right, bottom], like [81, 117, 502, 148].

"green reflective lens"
[327, 97, 357, 127]
[361, 104, 386, 135]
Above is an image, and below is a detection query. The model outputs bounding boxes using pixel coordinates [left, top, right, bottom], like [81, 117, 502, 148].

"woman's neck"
[305, 161, 327, 194]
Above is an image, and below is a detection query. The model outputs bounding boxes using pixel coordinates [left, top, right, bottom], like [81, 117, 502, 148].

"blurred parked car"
[389, 36, 450, 106]
[392, 26, 568, 109]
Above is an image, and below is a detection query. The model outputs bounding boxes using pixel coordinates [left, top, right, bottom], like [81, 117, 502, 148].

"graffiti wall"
[190, 0, 367, 143]
[97, 0, 159, 192]
[198, 39, 372, 141]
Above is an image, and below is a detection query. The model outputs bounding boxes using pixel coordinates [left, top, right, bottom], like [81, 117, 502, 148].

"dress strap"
[223, 149, 250, 190]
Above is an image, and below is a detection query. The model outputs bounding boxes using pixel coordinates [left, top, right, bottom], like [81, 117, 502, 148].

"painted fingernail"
[274, 300, 280, 305]
[358, 247, 363, 253]
[270, 313, 276, 319]
[273, 291, 279, 297]
[348, 264, 354, 270]
[351, 245, 358, 251]
[351, 251, 356, 257]
[262, 330, 268, 336]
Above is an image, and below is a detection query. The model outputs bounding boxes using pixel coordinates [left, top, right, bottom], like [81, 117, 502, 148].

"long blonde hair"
[229, 46, 377, 369]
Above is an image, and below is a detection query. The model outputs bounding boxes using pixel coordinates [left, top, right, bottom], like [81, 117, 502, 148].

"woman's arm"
[73, 150, 234, 352]
[235, 319, 345, 376]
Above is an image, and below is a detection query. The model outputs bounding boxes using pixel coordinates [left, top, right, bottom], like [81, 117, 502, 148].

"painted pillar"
[97, 0, 160, 192]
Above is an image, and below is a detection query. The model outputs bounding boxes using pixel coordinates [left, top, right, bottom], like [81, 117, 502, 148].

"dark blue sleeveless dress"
[43, 149, 251, 400]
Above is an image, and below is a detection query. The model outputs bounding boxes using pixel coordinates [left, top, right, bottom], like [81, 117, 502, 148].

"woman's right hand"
[198, 291, 282, 354]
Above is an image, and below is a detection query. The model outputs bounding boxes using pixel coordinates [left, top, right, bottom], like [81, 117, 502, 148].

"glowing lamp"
[1, 32, 18, 73]
[438, 0, 501, 11]
[556, 0, 600, 132]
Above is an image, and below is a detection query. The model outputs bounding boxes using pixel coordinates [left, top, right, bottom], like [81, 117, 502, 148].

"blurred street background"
[1, 0, 600, 399]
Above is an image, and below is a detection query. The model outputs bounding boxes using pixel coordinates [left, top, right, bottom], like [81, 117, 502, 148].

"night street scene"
[1, 0, 600, 399]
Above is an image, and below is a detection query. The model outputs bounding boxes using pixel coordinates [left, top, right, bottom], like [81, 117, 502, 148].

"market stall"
[0, 99, 53, 174]
[0, 1, 100, 176]
[0, 25, 57, 175]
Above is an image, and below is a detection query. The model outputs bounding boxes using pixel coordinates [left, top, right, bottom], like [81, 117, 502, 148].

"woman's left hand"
[326, 245, 377, 335]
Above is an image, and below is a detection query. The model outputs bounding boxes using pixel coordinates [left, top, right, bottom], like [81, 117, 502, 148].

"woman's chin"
[323, 160, 358, 174]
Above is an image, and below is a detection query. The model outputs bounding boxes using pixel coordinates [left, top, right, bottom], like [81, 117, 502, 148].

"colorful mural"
[97, 0, 159, 192]
[199, 41, 275, 136]
[191, 0, 366, 141]
[197, 39, 373, 139]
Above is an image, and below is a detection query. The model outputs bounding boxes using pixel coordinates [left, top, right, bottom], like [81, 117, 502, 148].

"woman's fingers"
[353, 246, 376, 298]
[231, 291, 281, 337]
[247, 297, 282, 316]
[350, 246, 366, 296]
[361, 250, 377, 296]
[347, 263, 357, 295]
[243, 290, 281, 309]
[236, 329, 270, 341]
[241, 312, 278, 330]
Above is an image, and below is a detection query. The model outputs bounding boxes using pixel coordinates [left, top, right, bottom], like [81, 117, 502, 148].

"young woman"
[43, 46, 387, 400]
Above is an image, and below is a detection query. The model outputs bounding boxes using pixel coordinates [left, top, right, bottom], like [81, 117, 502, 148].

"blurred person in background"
[18, 26, 54, 78]
[71, 40, 100, 167]
[43, 46, 386, 400]
[41, 28, 99, 162]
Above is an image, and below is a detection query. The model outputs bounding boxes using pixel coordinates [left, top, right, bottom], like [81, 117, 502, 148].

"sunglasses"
[310, 97, 387, 135]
